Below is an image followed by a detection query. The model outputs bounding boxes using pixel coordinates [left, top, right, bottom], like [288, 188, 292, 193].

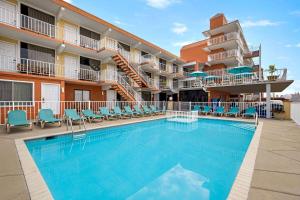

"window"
[145, 72, 152, 78]
[21, 4, 55, 25]
[80, 56, 100, 71]
[74, 90, 90, 101]
[173, 64, 178, 73]
[141, 51, 148, 56]
[118, 42, 130, 52]
[0, 81, 33, 101]
[159, 58, 166, 71]
[80, 27, 100, 40]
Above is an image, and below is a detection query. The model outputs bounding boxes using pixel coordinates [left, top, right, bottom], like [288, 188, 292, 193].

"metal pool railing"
[0, 101, 166, 125]
[172, 101, 284, 118]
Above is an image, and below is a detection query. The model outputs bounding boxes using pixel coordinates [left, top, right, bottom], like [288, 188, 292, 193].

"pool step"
[73, 133, 87, 140]
[229, 123, 256, 132]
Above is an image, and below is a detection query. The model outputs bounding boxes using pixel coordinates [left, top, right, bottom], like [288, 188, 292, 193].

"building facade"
[179, 13, 292, 103]
[0, 0, 185, 111]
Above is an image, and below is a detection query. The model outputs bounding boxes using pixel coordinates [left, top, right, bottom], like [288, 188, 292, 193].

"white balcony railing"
[208, 49, 241, 62]
[100, 36, 119, 51]
[0, 6, 17, 26]
[20, 14, 56, 38]
[159, 63, 167, 71]
[180, 67, 288, 89]
[0, 55, 60, 76]
[80, 35, 100, 50]
[208, 32, 240, 46]
[78, 66, 100, 82]
[0, 54, 103, 82]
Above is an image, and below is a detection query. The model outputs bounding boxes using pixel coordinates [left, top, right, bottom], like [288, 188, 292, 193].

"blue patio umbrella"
[204, 75, 222, 81]
[227, 66, 253, 74]
[189, 71, 208, 77]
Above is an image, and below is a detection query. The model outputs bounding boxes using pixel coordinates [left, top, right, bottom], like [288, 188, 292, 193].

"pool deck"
[0, 116, 299, 200]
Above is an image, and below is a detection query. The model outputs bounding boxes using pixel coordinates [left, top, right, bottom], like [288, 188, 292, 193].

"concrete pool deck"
[0, 116, 299, 199]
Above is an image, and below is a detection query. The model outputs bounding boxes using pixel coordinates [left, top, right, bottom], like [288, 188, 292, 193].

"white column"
[266, 83, 271, 119]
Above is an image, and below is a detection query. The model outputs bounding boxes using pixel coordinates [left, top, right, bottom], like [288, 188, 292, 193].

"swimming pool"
[26, 118, 255, 200]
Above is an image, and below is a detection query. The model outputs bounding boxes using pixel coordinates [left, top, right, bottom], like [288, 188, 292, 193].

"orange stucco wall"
[208, 90, 230, 101]
[0, 73, 65, 123]
[65, 83, 106, 101]
[0, 72, 65, 101]
[210, 14, 227, 30]
[180, 40, 208, 63]
[180, 40, 208, 71]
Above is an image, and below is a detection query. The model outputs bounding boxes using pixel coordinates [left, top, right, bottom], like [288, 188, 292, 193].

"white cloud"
[290, 10, 300, 16]
[146, 0, 181, 9]
[172, 40, 194, 47]
[113, 18, 133, 27]
[276, 56, 289, 60]
[285, 43, 300, 48]
[172, 23, 187, 34]
[63, 0, 73, 3]
[114, 20, 126, 26]
[241, 19, 281, 28]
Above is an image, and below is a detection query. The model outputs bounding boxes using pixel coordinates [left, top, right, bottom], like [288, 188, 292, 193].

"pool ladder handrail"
[255, 112, 259, 127]
[66, 115, 87, 135]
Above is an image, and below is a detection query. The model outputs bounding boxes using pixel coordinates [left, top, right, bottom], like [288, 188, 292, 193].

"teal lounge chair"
[142, 105, 153, 115]
[114, 106, 130, 118]
[149, 105, 161, 115]
[212, 106, 225, 116]
[38, 109, 61, 128]
[192, 105, 201, 112]
[242, 107, 257, 118]
[124, 106, 141, 117]
[64, 109, 85, 129]
[82, 109, 103, 123]
[225, 107, 240, 117]
[6, 110, 32, 133]
[201, 106, 212, 115]
[100, 107, 118, 120]
[134, 105, 147, 116]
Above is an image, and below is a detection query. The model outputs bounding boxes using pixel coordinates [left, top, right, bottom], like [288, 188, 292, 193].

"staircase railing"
[117, 73, 143, 101]
[117, 47, 152, 87]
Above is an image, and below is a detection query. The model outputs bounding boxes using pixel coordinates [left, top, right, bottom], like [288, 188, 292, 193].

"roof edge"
[53, 0, 185, 62]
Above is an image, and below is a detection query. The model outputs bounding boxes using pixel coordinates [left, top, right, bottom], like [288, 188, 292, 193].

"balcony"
[207, 49, 242, 66]
[148, 78, 159, 91]
[79, 65, 100, 82]
[207, 32, 240, 46]
[0, 55, 59, 76]
[20, 14, 56, 38]
[0, 54, 102, 82]
[80, 35, 100, 51]
[140, 55, 159, 73]
[179, 67, 288, 90]
[98, 37, 119, 59]
[172, 66, 185, 78]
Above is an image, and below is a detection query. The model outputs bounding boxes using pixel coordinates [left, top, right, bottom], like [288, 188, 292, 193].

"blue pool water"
[26, 119, 255, 200]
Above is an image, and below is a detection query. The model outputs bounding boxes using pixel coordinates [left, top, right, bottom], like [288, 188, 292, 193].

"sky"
[65, 0, 300, 94]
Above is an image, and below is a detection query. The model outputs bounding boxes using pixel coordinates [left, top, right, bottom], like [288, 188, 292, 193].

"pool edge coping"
[227, 121, 263, 199]
[14, 116, 166, 200]
[14, 115, 258, 200]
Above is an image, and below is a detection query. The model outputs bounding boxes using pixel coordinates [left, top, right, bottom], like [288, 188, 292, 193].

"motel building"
[0, 0, 294, 122]
[0, 0, 185, 123]
[179, 14, 293, 118]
